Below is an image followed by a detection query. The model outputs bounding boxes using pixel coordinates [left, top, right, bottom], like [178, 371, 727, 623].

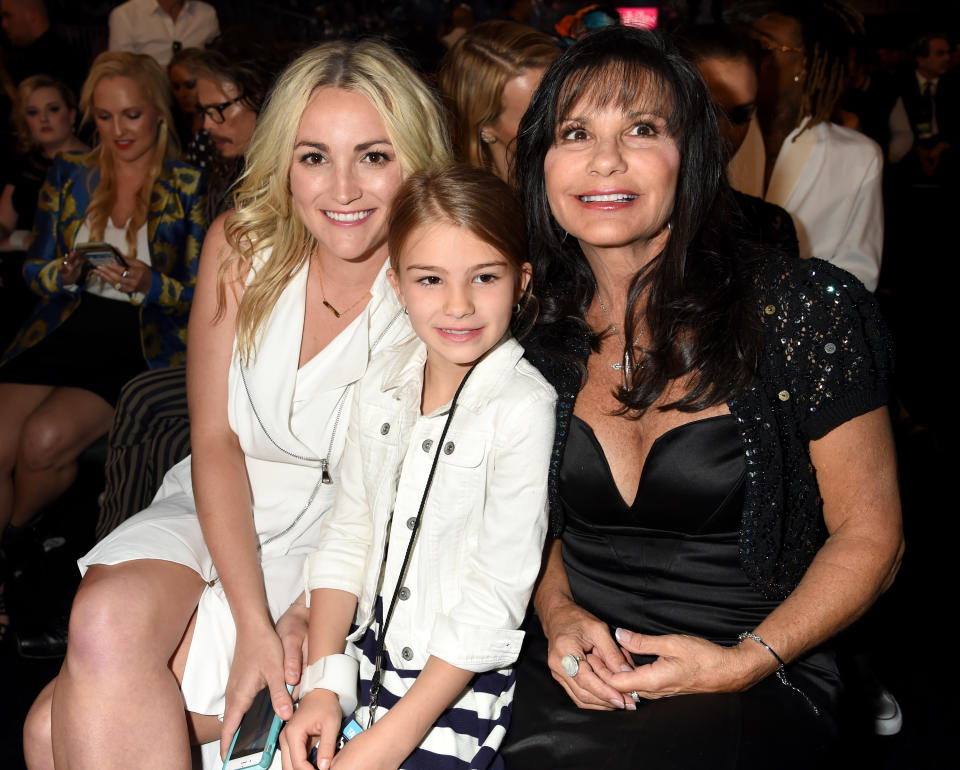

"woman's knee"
[65, 562, 203, 676]
[17, 415, 72, 472]
[23, 679, 55, 770]
[67, 567, 168, 673]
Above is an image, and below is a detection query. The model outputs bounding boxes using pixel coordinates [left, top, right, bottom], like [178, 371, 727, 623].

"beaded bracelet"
[738, 631, 820, 717]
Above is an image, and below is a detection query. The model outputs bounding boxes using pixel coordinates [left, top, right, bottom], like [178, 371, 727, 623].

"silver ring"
[121, 270, 129, 278]
[630, 690, 640, 701]
[561, 653, 583, 678]
[61, 258, 69, 266]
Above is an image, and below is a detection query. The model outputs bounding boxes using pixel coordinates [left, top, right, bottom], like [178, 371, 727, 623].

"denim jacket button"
[398, 586, 410, 600]
[443, 441, 455, 455]
[379, 422, 390, 435]
[406, 517, 416, 530]
[401, 646, 414, 661]
[421, 439, 433, 452]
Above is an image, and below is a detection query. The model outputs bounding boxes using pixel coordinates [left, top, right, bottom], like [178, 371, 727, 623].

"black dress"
[502, 414, 840, 769]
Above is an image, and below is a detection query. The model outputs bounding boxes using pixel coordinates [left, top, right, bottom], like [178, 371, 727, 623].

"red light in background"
[617, 7, 659, 29]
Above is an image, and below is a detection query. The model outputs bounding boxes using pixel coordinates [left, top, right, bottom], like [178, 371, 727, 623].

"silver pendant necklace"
[595, 287, 644, 389]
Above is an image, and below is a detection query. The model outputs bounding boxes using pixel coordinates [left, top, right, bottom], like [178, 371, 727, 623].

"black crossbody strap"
[366, 363, 478, 726]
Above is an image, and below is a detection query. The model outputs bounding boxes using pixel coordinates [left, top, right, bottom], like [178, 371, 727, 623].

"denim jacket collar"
[378, 334, 526, 415]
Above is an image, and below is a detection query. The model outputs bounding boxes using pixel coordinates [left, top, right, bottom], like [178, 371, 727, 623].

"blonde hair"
[223, 39, 451, 360]
[79, 51, 179, 260]
[14, 75, 77, 154]
[438, 20, 558, 174]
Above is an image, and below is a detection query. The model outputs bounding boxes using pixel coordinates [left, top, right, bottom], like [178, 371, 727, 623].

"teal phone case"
[222, 684, 294, 769]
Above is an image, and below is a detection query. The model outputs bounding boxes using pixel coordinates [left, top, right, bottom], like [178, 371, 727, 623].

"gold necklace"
[317, 267, 368, 319]
[595, 287, 644, 389]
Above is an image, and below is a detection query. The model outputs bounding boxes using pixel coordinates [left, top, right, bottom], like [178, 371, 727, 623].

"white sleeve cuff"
[426, 614, 525, 673]
[299, 654, 359, 717]
[304, 550, 364, 607]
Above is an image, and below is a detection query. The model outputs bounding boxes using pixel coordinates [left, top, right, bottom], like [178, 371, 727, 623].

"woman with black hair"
[501, 25, 902, 768]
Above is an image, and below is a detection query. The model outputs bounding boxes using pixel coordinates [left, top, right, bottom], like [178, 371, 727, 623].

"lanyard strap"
[366, 363, 477, 727]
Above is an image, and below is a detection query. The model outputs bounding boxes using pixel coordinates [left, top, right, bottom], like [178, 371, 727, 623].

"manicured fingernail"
[610, 698, 625, 709]
[620, 664, 634, 672]
[615, 628, 632, 643]
[625, 699, 637, 711]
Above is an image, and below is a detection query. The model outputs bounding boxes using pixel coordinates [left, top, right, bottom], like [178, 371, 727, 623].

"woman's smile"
[322, 209, 375, 224]
[574, 189, 640, 210]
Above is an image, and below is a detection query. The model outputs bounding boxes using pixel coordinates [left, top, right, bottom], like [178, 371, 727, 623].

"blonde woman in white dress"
[23, 40, 450, 770]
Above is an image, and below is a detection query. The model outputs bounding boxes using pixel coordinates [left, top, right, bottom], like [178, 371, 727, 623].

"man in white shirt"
[108, 0, 219, 67]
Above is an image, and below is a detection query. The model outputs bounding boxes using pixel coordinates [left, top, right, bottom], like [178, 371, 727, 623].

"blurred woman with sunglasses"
[728, 0, 883, 291]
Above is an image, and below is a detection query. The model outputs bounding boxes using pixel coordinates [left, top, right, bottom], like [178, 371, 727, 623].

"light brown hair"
[438, 20, 558, 175]
[388, 164, 535, 333]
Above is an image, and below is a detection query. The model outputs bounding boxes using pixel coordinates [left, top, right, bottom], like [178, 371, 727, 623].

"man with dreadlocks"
[727, 0, 884, 292]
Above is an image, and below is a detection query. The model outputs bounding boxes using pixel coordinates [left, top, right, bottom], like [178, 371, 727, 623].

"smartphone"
[75, 241, 128, 269]
[222, 685, 292, 770]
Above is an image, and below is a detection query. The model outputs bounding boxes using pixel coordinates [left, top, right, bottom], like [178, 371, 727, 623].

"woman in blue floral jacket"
[0, 52, 206, 636]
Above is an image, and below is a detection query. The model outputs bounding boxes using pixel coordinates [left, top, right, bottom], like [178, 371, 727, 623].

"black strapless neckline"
[558, 412, 787, 645]
[562, 413, 746, 535]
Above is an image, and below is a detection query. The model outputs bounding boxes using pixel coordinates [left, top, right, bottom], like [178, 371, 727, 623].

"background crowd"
[0, 0, 955, 768]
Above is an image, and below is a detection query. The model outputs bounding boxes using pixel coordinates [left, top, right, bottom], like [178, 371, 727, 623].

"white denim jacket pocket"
[307, 335, 555, 673]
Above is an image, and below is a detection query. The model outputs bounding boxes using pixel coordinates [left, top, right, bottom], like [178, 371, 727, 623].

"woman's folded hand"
[595, 628, 777, 700]
[541, 598, 634, 710]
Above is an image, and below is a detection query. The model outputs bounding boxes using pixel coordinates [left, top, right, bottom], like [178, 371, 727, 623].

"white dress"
[79, 255, 410, 729]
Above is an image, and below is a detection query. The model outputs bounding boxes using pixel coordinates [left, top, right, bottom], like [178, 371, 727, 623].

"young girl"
[281, 164, 556, 770]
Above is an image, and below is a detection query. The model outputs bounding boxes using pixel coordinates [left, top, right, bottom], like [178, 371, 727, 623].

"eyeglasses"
[198, 95, 244, 124]
[755, 34, 804, 56]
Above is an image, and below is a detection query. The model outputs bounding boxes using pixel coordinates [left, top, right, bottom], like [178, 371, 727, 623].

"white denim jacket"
[305, 334, 555, 673]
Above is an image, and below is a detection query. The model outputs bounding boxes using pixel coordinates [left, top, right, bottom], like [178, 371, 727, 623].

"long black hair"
[514, 25, 764, 415]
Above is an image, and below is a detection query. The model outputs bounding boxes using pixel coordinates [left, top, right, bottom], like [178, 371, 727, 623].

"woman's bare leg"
[25, 605, 223, 768]
[23, 680, 55, 770]
[10, 386, 114, 527]
[0, 383, 53, 533]
[51, 559, 207, 770]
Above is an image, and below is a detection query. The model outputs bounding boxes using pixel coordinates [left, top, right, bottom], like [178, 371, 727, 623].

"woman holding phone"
[0, 52, 206, 641]
[23, 40, 450, 770]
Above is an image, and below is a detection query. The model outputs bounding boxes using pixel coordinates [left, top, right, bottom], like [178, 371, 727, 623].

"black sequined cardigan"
[523, 254, 894, 601]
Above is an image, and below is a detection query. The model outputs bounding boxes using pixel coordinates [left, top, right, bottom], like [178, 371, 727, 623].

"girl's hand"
[220, 622, 294, 759]
[58, 251, 85, 285]
[541, 598, 633, 710]
[330, 727, 407, 770]
[95, 258, 152, 294]
[279, 689, 342, 770]
[596, 628, 776, 700]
